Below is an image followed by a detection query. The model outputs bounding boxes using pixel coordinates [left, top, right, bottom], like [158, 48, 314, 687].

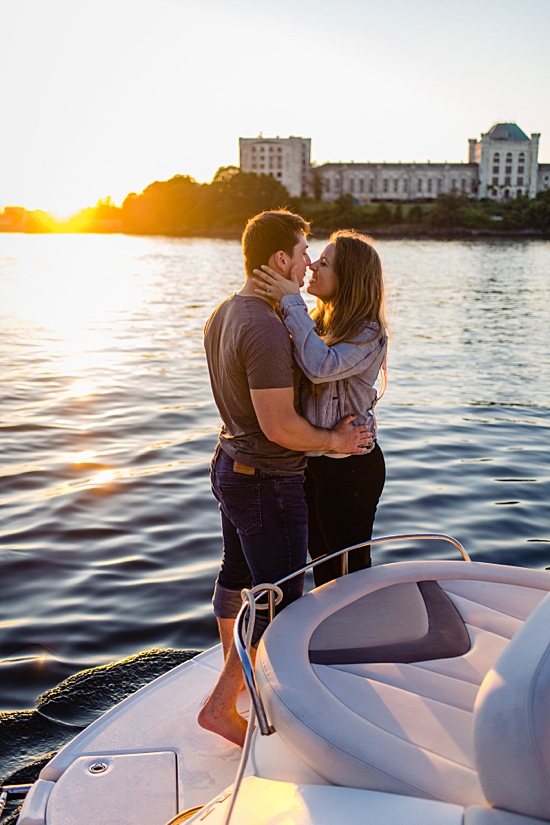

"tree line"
[2, 169, 549, 235]
[100, 173, 550, 235]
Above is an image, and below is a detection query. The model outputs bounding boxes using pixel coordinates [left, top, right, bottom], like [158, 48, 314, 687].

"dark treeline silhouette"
[121, 166, 290, 235]
[1, 171, 550, 236]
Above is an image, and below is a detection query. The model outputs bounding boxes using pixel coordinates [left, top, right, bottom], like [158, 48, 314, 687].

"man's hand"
[251, 389, 371, 454]
[329, 415, 371, 455]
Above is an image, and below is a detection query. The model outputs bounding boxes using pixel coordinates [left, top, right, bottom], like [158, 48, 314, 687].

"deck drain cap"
[88, 761, 108, 774]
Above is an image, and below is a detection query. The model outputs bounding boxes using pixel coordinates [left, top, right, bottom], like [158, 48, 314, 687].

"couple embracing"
[200, 209, 388, 746]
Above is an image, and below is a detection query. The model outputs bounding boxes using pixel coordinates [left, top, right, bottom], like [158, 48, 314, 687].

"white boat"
[9, 533, 550, 825]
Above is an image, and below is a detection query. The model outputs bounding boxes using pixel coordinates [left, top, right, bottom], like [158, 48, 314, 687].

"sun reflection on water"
[1, 235, 152, 367]
[66, 379, 97, 398]
[69, 450, 97, 464]
[90, 469, 115, 486]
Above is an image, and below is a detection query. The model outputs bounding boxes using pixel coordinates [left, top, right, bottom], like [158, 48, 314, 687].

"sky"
[1, 0, 549, 217]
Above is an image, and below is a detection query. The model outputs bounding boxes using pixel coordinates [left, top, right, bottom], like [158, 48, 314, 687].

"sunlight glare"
[69, 450, 97, 464]
[90, 469, 115, 486]
[67, 379, 96, 398]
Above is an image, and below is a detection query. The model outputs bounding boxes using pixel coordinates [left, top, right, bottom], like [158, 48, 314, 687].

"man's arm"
[250, 387, 369, 454]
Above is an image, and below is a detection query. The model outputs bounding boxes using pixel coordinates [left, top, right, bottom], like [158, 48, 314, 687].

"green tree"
[530, 190, 550, 231]
[407, 204, 424, 224]
[122, 175, 200, 234]
[201, 171, 290, 230]
[428, 194, 469, 228]
[212, 166, 240, 184]
[373, 202, 392, 226]
[311, 166, 324, 201]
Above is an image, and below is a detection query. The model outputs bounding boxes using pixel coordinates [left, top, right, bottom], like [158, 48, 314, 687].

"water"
[1, 234, 549, 716]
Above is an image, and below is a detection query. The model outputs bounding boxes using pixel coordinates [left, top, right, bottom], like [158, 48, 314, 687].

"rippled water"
[1, 234, 549, 713]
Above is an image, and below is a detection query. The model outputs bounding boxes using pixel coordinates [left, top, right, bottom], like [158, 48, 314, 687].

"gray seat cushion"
[257, 561, 550, 807]
[309, 580, 471, 665]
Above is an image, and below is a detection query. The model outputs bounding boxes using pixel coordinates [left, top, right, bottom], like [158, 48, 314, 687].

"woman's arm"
[253, 264, 385, 383]
[281, 294, 385, 383]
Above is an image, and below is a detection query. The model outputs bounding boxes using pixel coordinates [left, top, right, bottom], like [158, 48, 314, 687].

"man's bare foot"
[198, 695, 248, 746]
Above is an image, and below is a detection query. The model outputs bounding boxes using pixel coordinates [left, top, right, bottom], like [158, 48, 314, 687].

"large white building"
[239, 136, 311, 198]
[239, 125, 550, 203]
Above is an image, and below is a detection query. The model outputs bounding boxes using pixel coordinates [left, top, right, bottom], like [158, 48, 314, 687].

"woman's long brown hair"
[311, 230, 387, 346]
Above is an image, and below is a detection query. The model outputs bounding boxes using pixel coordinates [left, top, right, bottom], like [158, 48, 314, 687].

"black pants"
[305, 443, 386, 587]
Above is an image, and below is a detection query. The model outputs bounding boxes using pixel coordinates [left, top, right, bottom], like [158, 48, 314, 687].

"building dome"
[486, 123, 529, 141]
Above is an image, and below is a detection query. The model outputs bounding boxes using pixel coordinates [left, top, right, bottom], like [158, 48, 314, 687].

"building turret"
[528, 133, 540, 198]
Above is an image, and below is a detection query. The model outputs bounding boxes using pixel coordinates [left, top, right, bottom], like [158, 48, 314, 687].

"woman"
[253, 230, 387, 587]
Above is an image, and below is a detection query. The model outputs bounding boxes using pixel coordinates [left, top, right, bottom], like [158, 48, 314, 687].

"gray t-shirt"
[204, 294, 306, 475]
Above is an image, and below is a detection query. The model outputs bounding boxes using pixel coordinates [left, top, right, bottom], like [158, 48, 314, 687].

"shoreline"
[1, 227, 549, 241]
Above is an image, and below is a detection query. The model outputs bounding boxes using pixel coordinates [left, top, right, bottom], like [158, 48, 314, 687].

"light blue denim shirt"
[279, 293, 387, 456]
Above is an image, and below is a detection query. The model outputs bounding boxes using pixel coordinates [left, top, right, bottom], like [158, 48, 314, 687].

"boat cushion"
[474, 589, 550, 821]
[309, 580, 471, 665]
[256, 561, 550, 808]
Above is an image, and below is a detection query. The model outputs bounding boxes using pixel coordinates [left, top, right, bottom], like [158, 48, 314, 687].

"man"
[198, 209, 368, 746]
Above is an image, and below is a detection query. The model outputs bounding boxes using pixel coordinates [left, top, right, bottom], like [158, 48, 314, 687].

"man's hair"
[242, 210, 310, 278]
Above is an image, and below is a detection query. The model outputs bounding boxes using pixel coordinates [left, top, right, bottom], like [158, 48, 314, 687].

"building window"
[325, 179, 331, 193]
[544, 176, 549, 189]
[260, 147, 265, 153]
[369, 178, 374, 193]
[403, 178, 409, 193]
[359, 178, 364, 193]
[452, 179, 457, 190]
[393, 178, 398, 192]
[492, 176, 499, 185]
[518, 166, 524, 174]
[252, 161, 257, 169]
[383, 178, 389, 192]
[350, 178, 355, 193]
[505, 166, 512, 174]
[252, 146, 257, 153]
[277, 158, 282, 169]
[506, 153, 512, 162]
[471, 180, 477, 193]
[493, 153, 500, 164]
[269, 159, 274, 169]
[492, 166, 499, 174]
[277, 147, 282, 153]
[517, 189, 522, 196]
[437, 178, 443, 193]
[269, 147, 273, 153]
[418, 179, 423, 192]
[504, 189, 510, 200]
[505, 176, 511, 185]
[461, 179, 466, 192]
[517, 176, 523, 186]
[335, 176, 341, 191]
[492, 189, 497, 197]
[427, 179, 432, 193]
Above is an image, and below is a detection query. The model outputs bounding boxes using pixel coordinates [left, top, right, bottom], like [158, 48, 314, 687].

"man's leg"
[198, 507, 252, 746]
[200, 467, 307, 745]
[198, 632, 250, 746]
[218, 617, 236, 660]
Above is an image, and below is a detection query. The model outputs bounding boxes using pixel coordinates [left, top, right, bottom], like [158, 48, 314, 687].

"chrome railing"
[234, 532, 470, 736]
[0, 784, 33, 817]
